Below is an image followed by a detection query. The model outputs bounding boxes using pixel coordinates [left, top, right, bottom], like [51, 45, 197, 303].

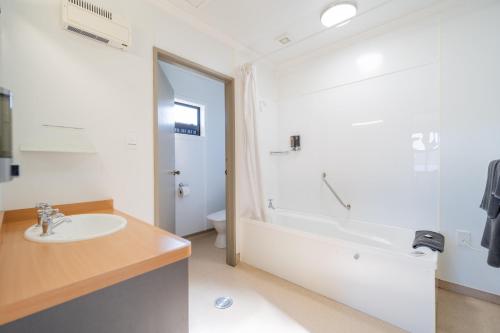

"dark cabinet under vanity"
[0, 260, 189, 333]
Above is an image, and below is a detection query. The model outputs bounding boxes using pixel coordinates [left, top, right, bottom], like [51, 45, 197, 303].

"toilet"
[207, 209, 226, 248]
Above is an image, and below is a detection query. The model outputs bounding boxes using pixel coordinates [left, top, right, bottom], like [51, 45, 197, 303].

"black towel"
[480, 160, 500, 218]
[481, 220, 500, 267]
[480, 160, 500, 267]
[412, 231, 445, 252]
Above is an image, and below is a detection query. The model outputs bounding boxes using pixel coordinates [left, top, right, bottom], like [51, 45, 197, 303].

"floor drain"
[214, 296, 233, 309]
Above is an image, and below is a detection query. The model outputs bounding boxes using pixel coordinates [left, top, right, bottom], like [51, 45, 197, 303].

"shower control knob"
[168, 169, 181, 175]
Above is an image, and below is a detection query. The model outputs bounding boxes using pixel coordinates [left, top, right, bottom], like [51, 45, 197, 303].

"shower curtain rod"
[247, 0, 395, 65]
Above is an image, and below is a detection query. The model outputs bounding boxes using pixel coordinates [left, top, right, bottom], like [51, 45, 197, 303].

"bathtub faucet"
[267, 199, 276, 210]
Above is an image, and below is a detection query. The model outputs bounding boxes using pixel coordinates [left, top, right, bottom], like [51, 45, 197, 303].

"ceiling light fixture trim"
[321, 1, 358, 28]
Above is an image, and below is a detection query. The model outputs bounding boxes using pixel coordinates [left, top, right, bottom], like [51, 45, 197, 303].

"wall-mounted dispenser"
[0, 88, 19, 182]
[290, 135, 301, 151]
[270, 135, 302, 155]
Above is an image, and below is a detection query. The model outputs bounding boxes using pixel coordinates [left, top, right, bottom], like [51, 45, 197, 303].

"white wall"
[160, 62, 226, 236]
[439, 1, 500, 295]
[0, 0, 235, 223]
[267, 1, 500, 295]
[274, 18, 440, 230]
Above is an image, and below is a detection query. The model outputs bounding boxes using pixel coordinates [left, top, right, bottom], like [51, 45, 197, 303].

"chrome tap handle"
[45, 208, 60, 215]
[50, 213, 65, 221]
[267, 199, 275, 210]
[40, 211, 52, 236]
[40, 210, 63, 236]
[36, 203, 52, 227]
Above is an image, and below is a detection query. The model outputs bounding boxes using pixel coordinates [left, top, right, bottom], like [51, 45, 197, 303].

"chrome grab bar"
[322, 172, 351, 210]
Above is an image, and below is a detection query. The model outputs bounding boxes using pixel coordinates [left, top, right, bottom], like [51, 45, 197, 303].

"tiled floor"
[188, 232, 500, 333]
[437, 288, 500, 333]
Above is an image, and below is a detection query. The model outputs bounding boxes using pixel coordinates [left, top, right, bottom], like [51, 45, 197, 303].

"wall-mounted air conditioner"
[62, 0, 131, 50]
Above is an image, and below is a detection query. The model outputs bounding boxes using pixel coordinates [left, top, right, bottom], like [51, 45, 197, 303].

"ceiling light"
[321, 2, 357, 28]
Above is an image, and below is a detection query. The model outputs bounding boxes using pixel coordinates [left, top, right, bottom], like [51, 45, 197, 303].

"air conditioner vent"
[68, 0, 112, 20]
[62, 0, 131, 49]
[67, 25, 109, 44]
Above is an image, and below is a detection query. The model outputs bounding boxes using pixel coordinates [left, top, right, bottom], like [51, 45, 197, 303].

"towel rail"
[322, 172, 351, 210]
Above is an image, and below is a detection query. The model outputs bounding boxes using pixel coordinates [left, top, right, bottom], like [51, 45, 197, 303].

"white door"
[157, 62, 177, 233]
[174, 134, 207, 236]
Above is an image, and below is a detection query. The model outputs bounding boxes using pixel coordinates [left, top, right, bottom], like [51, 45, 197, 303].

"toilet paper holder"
[178, 182, 190, 198]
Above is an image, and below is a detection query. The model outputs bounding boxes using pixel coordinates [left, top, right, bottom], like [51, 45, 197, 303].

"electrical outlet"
[456, 230, 471, 247]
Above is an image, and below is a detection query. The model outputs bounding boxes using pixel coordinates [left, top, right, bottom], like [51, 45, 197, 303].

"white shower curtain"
[241, 63, 267, 222]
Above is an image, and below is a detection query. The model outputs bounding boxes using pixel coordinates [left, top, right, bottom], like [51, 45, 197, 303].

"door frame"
[152, 47, 237, 266]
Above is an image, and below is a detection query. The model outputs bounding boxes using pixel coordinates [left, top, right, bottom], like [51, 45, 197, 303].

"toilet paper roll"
[178, 184, 191, 198]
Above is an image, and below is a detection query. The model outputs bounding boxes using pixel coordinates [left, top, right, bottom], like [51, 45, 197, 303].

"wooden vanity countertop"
[0, 202, 191, 325]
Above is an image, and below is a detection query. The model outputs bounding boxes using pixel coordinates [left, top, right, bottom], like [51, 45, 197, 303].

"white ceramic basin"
[24, 214, 127, 243]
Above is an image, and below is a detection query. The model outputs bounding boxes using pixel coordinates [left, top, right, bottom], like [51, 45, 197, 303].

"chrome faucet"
[40, 208, 71, 236]
[36, 202, 51, 227]
[267, 199, 276, 210]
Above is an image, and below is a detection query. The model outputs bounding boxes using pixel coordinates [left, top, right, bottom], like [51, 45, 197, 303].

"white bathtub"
[241, 209, 438, 333]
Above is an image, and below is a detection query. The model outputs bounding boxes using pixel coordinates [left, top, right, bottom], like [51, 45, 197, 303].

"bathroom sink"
[24, 214, 127, 243]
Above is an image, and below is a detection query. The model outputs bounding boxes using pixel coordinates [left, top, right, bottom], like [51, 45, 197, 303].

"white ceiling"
[161, 0, 446, 63]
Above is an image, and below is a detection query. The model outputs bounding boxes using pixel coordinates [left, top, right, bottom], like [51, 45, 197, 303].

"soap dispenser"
[290, 135, 301, 151]
[0, 88, 19, 182]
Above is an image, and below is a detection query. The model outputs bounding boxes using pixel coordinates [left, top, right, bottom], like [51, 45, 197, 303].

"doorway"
[152, 47, 236, 266]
